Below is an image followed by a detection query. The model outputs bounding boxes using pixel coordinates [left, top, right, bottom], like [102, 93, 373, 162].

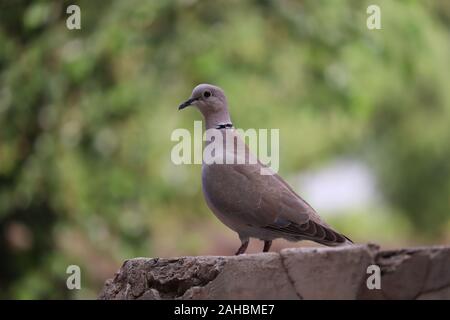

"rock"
[182, 253, 298, 299]
[375, 248, 431, 299]
[280, 244, 377, 299]
[417, 286, 450, 299]
[99, 256, 227, 299]
[422, 246, 450, 292]
[98, 244, 450, 300]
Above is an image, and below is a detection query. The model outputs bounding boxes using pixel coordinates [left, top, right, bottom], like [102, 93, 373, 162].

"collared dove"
[179, 84, 353, 255]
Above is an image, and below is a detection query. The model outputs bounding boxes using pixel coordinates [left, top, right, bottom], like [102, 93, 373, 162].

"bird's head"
[178, 84, 228, 117]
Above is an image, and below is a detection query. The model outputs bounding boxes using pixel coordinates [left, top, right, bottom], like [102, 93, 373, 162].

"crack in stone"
[413, 254, 432, 300]
[131, 271, 156, 299]
[279, 252, 303, 300]
[415, 284, 450, 299]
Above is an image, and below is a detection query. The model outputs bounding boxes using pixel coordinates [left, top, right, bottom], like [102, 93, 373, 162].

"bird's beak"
[178, 97, 198, 110]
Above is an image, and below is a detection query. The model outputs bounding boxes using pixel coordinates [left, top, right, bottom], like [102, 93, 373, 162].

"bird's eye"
[203, 91, 211, 98]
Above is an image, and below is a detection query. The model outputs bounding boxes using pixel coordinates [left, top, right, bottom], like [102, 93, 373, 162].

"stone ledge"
[98, 244, 450, 300]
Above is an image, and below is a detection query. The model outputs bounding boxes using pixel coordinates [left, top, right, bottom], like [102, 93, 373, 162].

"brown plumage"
[179, 84, 353, 255]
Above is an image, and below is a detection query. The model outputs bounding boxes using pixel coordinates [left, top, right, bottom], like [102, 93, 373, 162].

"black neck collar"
[215, 123, 233, 129]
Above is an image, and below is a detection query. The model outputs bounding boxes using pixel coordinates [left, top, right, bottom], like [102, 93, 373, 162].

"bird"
[178, 84, 353, 255]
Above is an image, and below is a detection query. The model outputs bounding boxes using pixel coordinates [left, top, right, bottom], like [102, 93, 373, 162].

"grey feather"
[179, 84, 353, 254]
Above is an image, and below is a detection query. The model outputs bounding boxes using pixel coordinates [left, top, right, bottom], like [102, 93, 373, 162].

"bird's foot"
[235, 240, 249, 255]
[263, 240, 272, 253]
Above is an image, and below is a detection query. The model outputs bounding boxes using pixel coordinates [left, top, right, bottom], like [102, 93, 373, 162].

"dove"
[178, 84, 353, 255]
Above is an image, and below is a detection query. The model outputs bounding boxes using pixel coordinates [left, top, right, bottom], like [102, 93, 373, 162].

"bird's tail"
[310, 232, 353, 247]
[265, 218, 354, 247]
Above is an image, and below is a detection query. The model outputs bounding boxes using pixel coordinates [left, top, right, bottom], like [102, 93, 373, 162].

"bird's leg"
[235, 239, 249, 255]
[263, 240, 272, 253]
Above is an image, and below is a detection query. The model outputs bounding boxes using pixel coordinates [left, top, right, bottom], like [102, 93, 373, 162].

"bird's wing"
[261, 167, 351, 244]
[203, 161, 316, 228]
[202, 160, 350, 245]
[264, 216, 351, 245]
[202, 131, 350, 245]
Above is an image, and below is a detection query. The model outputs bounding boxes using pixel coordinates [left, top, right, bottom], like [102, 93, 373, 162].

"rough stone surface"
[182, 253, 298, 299]
[99, 244, 450, 300]
[281, 244, 377, 299]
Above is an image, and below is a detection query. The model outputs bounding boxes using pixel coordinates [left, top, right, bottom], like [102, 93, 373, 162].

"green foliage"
[0, 0, 449, 298]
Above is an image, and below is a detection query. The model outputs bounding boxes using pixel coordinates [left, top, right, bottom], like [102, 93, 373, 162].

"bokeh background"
[0, 0, 449, 299]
